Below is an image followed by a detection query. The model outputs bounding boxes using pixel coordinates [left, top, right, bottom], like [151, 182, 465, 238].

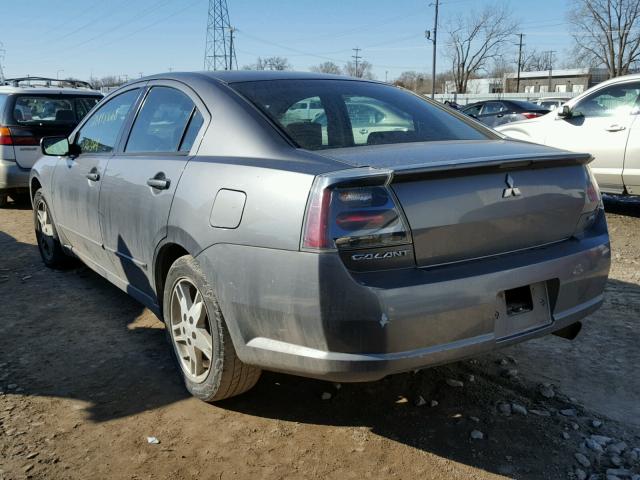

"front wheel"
[33, 189, 72, 269]
[163, 255, 261, 402]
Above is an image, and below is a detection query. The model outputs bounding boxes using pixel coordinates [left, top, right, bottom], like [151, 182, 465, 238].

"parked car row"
[0, 77, 103, 206]
[30, 71, 609, 402]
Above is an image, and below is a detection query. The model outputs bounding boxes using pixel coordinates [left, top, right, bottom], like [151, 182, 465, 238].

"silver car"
[31, 71, 610, 402]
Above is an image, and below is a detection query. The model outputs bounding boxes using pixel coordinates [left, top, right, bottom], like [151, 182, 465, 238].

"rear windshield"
[231, 79, 491, 150]
[13, 95, 101, 126]
[0, 94, 7, 116]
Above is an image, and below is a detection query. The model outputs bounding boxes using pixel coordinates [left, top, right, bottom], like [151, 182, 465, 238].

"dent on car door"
[51, 88, 141, 269]
[546, 82, 640, 193]
[99, 84, 206, 303]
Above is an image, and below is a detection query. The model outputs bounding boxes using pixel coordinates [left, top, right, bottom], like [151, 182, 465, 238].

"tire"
[163, 255, 261, 402]
[0, 193, 7, 208]
[33, 189, 72, 269]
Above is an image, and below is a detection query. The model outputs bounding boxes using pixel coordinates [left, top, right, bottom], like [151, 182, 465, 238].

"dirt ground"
[0, 197, 639, 480]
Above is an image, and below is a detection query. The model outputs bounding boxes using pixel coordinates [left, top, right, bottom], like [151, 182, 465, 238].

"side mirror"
[558, 105, 572, 118]
[41, 136, 80, 156]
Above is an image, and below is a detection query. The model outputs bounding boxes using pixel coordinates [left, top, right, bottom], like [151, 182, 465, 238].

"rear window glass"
[511, 100, 546, 110]
[0, 94, 7, 116]
[231, 80, 491, 150]
[13, 95, 101, 125]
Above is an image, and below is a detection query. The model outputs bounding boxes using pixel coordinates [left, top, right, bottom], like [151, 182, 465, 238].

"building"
[443, 77, 503, 94]
[504, 68, 594, 94]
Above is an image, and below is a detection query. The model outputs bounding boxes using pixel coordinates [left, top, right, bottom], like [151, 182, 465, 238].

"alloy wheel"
[36, 199, 55, 260]
[169, 278, 214, 383]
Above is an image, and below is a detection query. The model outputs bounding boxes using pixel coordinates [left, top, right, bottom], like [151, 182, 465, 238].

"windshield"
[13, 95, 101, 126]
[231, 79, 491, 150]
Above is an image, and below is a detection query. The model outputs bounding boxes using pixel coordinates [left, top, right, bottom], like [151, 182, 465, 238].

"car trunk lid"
[319, 140, 590, 267]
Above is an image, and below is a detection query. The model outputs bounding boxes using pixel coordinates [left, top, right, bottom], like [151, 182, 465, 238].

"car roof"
[143, 70, 378, 85]
[0, 86, 102, 96]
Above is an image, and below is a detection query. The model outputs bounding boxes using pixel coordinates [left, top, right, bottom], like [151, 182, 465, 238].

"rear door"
[9, 94, 101, 168]
[52, 88, 142, 268]
[99, 81, 208, 300]
[543, 80, 640, 192]
[477, 102, 507, 127]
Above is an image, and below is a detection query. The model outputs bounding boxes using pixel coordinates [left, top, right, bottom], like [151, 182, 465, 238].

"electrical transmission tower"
[204, 0, 237, 71]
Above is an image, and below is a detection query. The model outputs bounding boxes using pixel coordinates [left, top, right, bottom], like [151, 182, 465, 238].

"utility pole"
[352, 47, 362, 77]
[546, 50, 555, 92]
[228, 26, 236, 70]
[204, 0, 237, 71]
[516, 33, 524, 93]
[425, 0, 439, 99]
[0, 42, 6, 83]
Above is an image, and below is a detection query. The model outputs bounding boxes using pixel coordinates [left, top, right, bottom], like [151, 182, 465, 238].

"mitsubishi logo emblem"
[502, 174, 521, 198]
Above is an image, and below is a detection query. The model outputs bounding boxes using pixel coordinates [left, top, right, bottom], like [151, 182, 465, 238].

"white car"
[497, 74, 640, 195]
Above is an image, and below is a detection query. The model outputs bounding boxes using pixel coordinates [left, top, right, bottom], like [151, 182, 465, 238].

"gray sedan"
[31, 71, 610, 402]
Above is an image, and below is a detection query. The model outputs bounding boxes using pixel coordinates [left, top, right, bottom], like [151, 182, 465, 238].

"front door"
[99, 83, 206, 302]
[544, 81, 640, 192]
[52, 88, 142, 269]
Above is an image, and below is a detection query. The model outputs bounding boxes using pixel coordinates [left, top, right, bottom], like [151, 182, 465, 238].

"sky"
[1, 0, 575, 82]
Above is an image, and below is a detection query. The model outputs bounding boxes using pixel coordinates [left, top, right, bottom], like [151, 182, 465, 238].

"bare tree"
[344, 60, 375, 79]
[445, 4, 518, 93]
[522, 49, 553, 72]
[243, 56, 292, 71]
[394, 71, 429, 92]
[569, 0, 640, 78]
[310, 62, 342, 75]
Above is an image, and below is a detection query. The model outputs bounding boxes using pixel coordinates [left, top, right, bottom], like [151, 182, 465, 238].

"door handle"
[86, 171, 100, 181]
[605, 124, 626, 132]
[147, 173, 171, 190]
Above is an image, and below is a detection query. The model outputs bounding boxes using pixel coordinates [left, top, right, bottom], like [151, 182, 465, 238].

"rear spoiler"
[389, 152, 593, 182]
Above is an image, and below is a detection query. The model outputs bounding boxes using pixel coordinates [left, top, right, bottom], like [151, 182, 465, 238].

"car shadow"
[0, 230, 190, 423]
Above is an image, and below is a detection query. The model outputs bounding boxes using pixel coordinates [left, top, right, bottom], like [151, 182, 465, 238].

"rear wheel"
[163, 255, 261, 402]
[33, 189, 72, 269]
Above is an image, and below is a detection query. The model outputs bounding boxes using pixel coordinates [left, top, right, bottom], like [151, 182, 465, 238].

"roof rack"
[1, 77, 95, 90]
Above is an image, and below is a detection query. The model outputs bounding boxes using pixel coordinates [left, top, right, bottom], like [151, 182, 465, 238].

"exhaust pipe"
[552, 322, 582, 340]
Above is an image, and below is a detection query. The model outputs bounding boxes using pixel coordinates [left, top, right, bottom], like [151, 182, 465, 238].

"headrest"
[286, 122, 322, 150]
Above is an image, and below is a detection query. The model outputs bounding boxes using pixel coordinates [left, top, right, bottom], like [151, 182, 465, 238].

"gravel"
[470, 430, 484, 440]
[446, 379, 464, 388]
[575, 452, 592, 468]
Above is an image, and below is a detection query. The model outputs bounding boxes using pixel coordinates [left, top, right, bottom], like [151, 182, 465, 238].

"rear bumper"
[0, 159, 30, 192]
[196, 213, 610, 382]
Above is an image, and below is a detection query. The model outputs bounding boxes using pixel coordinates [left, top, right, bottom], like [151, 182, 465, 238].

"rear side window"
[12, 95, 100, 125]
[179, 110, 204, 152]
[77, 89, 140, 154]
[126, 87, 196, 153]
[231, 79, 490, 150]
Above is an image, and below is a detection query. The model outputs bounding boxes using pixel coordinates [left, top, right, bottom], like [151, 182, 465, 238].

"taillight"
[574, 165, 603, 236]
[0, 127, 38, 146]
[8, 127, 39, 146]
[0, 127, 12, 145]
[522, 112, 543, 119]
[302, 182, 411, 251]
